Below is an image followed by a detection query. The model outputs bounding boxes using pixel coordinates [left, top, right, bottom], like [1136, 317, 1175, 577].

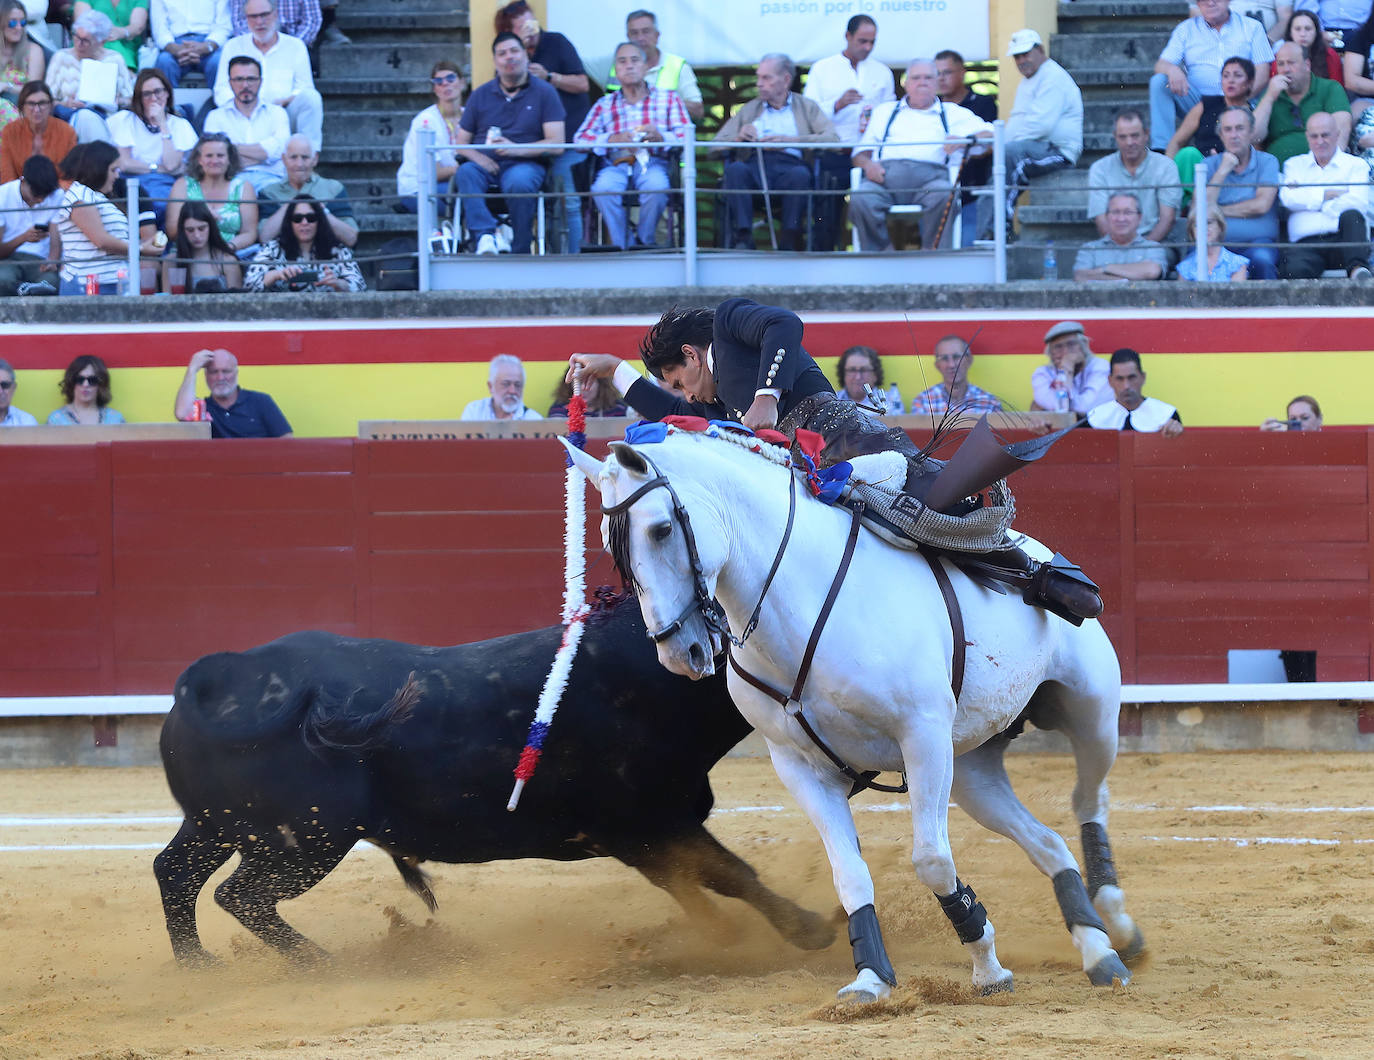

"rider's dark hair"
[1109, 347, 1142, 371]
[639, 306, 715, 378]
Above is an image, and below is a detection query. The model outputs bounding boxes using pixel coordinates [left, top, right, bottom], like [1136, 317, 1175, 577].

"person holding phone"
[243, 191, 365, 291]
[0, 153, 62, 294]
[1261, 393, 1323, 429]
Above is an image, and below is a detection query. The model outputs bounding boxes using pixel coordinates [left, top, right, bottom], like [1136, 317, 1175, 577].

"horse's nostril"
[688, 642, 706, 672]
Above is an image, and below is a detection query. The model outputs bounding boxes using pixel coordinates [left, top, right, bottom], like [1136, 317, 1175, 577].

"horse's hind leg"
[212, 841, 352, 964]
[154, 817, 235, 966]
[953, 736, 1130, 987]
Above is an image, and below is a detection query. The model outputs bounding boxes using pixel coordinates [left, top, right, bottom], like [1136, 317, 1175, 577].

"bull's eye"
[650, 521, 673, 543]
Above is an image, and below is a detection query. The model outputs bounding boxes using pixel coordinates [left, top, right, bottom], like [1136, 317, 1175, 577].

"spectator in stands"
[1073, 192, 1168, 281]
[48, 354, 124, 423]
[151, 0, 230, 89]
[174, 347, 293, 437]
[1342, 8, 1374, 117]
[1031, 320, 1112, 414]
[1089, 108, 1182, 245]
[575, 41, 690, 250]
[1203, 105, 1280, 277]
[714, 53, 837, 252]
[55, 140, 158, 295]
[166, 133, 259, 253]
[803, 15, 895, 252]
[547, 371, 628, 417]
[1164, 55, 1255, 185]
[1254, 41, 1350, 163]
[257, 134, 354, 245]
[0, 83, 74, 184]
[163, 198, 242, 291]
[849, 59, 990, 252]
[1151, 0, 1273, 151]
[1086, 348, 1184, 436]
[1218, 1, 1292, 42]
[833, 344, 903, 414]
[46, 10, 133, 143]
[453, 31, 565, 256]
[74, 0, 148, 70]
[499, 2, 590, 255]
[1282, 9, 1343, 84]
[215, 0, 322, 154]
[0, 2, 45, 126]
[107, 68, 196, 225]
[396, 59, 464, 215]
[936, 48, 996, 240]
[1261, 392, 1323, 429]
[244, 192, 365, 290]
[1176, 203, 1252, 279]
[204, 54, 290, 189]
[911, 335, 1002, 417]
[461, 353, 543, 420]
[0, 154, 60, 294]
[1294, 0, 1370, 33]
[231, 0, 317, 45]
[0, 358, 36, 425]
[1278, 110, 1372, 277]
[605, 9, 703, 122]
[977, 29, 1082, 241]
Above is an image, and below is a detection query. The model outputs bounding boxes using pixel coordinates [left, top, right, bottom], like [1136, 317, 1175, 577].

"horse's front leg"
[766, 741, 895, 1003]
[902, 724, 1014, 995]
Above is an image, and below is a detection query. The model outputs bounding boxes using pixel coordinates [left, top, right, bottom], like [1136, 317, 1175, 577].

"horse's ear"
[608, 441, 650, 476]
[558, 437, 606, 493]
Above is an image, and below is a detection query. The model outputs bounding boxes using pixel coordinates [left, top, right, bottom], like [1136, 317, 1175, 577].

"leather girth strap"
[920, 551, 966, 702]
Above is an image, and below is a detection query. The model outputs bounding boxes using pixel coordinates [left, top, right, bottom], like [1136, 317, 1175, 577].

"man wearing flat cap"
[977, 28, 1083, 240]
[1031, 320, 1113, 415]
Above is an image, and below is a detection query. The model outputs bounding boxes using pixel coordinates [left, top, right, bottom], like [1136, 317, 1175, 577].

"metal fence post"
[1193, 162, 1208, 271]
[992, 121, 1006, 284]
[683, 125, 697, 287]
[126, 176, 140, 296]
[417, 129, 435, 293]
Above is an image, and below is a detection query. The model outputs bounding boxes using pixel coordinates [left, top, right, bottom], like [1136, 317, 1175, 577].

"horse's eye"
[650, 522, 673, 543]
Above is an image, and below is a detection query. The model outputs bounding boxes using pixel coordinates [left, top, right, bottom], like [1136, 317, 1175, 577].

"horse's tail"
[301, 671, 423, 755]
[391, 854, 439, 914]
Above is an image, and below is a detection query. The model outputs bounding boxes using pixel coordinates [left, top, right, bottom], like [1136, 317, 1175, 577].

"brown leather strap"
[921, 551, 965, 702]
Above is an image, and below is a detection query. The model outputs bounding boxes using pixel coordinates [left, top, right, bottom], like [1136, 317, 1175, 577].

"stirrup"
[1023, 552, 1103, 626]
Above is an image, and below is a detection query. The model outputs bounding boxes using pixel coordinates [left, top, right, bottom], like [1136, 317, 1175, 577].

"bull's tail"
[391, 854, 439, 914]
[301, 671, 423, 755]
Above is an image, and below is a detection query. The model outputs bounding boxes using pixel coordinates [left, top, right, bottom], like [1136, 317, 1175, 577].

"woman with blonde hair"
[1175, 205, 1249, 282]
[0, 0, 43, 125]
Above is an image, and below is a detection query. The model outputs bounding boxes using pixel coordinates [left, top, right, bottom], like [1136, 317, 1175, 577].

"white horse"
[566, 425, 1144, 1003]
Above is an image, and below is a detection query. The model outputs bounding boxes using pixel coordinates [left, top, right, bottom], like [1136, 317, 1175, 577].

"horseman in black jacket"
[569, 298, 1102, 624]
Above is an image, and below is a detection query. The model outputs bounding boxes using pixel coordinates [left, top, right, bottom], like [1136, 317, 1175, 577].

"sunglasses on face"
[290, 213, 319, 223]
[75, 374, 100, 385]
[431, 72, 459, 85]
[7, 17, 27, 27]
[0, 380, 14, 390]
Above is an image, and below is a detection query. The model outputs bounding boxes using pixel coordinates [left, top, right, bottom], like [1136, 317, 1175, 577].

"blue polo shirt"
[1203, 147, 1280, 239]
[205, 388, 292, 438]
[459, 76, 566, 147]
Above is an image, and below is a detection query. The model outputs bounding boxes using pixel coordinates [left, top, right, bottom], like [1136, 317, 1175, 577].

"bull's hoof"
[980, 973, 1014, 996]
[837, 967, 891, 1004]
[1087, 952, 1131, 988]
[1118, 926, 1147, 966]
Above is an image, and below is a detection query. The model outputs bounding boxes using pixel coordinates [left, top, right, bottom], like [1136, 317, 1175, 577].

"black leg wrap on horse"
[847, 903, 897, 987]
[936, 879, 988, 944]
[1081, 822, 1119, 899]
[1053, 868, 1109, 933]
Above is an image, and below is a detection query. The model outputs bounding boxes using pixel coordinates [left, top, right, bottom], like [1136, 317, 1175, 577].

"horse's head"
[565, 437, 725, 680]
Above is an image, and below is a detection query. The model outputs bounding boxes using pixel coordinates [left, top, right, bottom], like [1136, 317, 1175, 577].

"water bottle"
[1053, 368, 1070, 414]
[1043, 240, 1057, 281]
[887, 382, 902, 415]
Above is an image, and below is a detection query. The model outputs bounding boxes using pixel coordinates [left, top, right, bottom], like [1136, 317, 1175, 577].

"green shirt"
[1264, 75, 1350, 165]
[86, 0, 149, 70]
[256, 173, 354, 222]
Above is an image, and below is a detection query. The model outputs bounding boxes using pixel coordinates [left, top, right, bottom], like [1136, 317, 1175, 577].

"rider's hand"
[742, 393, 779, 431]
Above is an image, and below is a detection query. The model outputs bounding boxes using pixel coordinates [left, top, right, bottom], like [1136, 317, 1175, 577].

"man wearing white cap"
[977, 28, 1082, 240]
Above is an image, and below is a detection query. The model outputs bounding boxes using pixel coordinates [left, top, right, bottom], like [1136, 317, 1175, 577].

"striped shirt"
[57, 182, 129, 286]
[574, 87, 691, 157]
[1159, 12, 1274, 96]
[911, 382, 1003, 416]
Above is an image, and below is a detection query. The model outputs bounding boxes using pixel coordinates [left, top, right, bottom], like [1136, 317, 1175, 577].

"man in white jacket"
[1278, 110, 1373, 279]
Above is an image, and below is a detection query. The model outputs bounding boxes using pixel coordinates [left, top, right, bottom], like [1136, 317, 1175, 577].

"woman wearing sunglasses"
[396, 59, 465, 213]
[47, 355, 125, 424]
[0, 2, 43, 120]
[244, 192, 365, 291]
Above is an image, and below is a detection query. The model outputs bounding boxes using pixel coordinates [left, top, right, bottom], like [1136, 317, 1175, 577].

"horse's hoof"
[1118, 926, 1147, 966]
[980, 973, 1014, 996]
[175, 947, 222, 970]
[789, 909, 839, 951]
[1087, 952, 1131, 987]
[837, 967, 891, 1004]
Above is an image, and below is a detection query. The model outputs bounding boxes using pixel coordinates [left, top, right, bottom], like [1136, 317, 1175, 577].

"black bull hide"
[155, 600, 835, 966]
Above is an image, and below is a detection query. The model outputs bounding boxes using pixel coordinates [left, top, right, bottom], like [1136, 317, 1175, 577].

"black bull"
[155, 600, 835, 966]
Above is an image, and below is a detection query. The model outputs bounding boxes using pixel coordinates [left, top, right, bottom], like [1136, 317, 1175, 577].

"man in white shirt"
[0, 359, 38, 426]
[850, 59, 991, 251]
[1278, 110, 1373, 278]
[803, 15, 895, 249]
[151, 0, 231, 88]
[1086, 349, 1183, 436]
[204, 54, 292, 187]
[977, 28, 1083, 240]
[0, 156, 62, 295]
[460, 355, 544, 421]
[213, 0, 322, 153]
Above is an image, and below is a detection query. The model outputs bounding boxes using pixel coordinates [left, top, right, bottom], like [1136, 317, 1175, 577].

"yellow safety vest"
[606, 51, 686, 93]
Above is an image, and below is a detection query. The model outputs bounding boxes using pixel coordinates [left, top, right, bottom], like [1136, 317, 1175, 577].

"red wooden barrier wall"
[0, 431, 1367, 696]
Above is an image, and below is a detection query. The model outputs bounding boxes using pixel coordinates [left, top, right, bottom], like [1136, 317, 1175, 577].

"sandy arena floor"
[2, 752, 1372, 1059]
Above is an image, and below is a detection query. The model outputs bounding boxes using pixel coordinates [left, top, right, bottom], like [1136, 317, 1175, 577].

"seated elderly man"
[850, 58, 992, 252]
[256, 135, 357, 246]
[713, 53, 837, 251]
[1031, 320, 1113, 415]
[213, 0, 324, 154]
[911, 334, 1003, 416]
[1278, 111, 1372, 279]
[1073, 193, 1169, 282]
[1204, 105, 1281, 278]
[1087, 109, 1181, 246]
[0, 359, 38, 426]
[1254, 41, 1350, 164]
[461, 354, 543, 421]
